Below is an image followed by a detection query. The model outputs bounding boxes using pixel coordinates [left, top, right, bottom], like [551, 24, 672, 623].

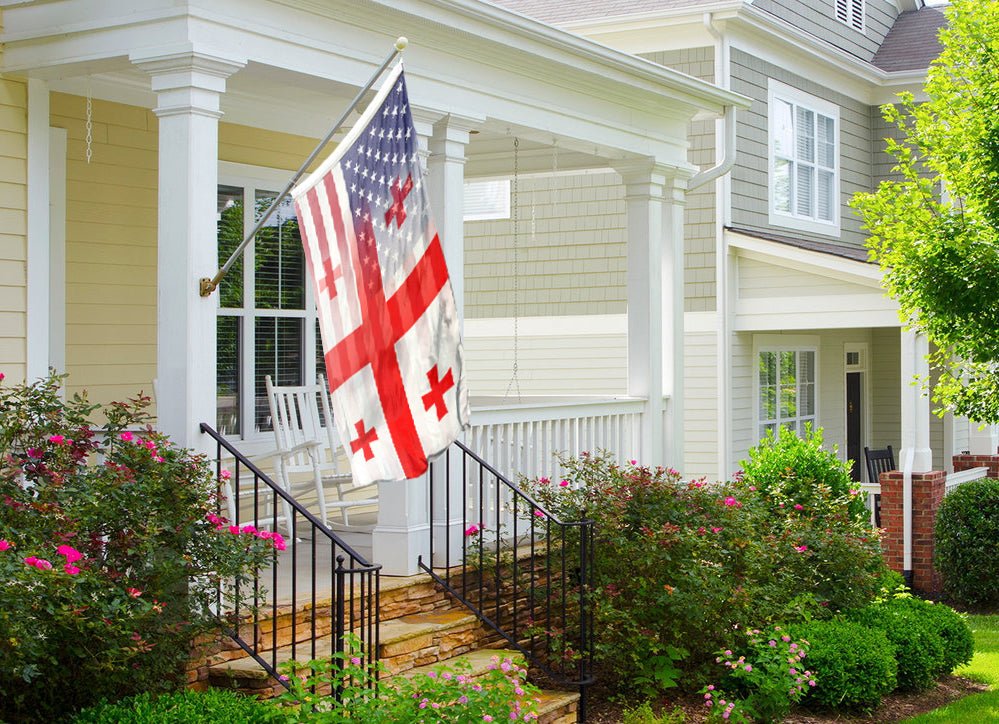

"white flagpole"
[200, 36, 409, 297]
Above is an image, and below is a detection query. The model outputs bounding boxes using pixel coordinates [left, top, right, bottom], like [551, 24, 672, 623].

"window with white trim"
[768, 81, 840, 235]
[216, 180, 320, 438]
[835, 0, 865, 33]
[757, 349, 817, 440]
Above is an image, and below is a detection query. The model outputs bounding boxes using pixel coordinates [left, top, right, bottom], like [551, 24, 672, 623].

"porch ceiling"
[0, 0, 748, 171]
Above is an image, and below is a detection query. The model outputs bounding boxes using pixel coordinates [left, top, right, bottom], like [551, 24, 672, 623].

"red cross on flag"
[292, 63, 469, 487]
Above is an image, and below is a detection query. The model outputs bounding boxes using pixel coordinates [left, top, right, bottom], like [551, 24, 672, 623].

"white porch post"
[428, 113, 478, 567]
[899, 328, 932, 583]
[618, 161, 688, 469]
[132, 49, 244, 450]
[26, 78, 50, 381]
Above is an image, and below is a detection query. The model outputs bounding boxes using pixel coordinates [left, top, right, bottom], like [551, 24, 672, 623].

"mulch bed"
[585, 675, 989, 723]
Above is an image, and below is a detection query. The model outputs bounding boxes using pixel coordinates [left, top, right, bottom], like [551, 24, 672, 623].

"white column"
[899, 328, 932, 581]
[26, 79, 50, 381]
[427, 114, 479, 567]
[372, 477, 430, 576]
[617, 161, 689, 469]
[132, 50, 244, 450]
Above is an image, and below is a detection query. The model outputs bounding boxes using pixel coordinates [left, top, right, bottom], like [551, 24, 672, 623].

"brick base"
[952, 453, 999, 478]
[879, 469, 946, 594]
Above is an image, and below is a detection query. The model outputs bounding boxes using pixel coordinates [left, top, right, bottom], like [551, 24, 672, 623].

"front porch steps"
[204, 572, 581, 722]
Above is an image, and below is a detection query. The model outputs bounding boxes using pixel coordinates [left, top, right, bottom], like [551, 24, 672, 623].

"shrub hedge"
[73, 690, 281, 723]
[935, 478, 999, 606]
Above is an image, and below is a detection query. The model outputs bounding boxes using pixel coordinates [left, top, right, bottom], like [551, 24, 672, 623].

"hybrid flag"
[292, 63, 469, 487]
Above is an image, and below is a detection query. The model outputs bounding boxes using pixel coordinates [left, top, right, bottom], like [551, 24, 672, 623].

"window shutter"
[835, 0, 849, 23]
[849, 0, 864, 30]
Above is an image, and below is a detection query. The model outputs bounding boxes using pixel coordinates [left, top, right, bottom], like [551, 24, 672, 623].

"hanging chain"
[504, 137, 522, 403]
[85, 80, 93, 164]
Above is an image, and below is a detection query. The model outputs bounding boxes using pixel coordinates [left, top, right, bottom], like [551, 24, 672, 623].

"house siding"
[870, 326, 901, 451]
[464, 170, 627, 320]
[684, 329, 719, 479]
[729, 47, 872, 250]
[872, 103, 908, 186]
[0, 77, 26, 383]
[751, 0, 897, 61]
[52, 93, 324, 408]
[738, 257, 877, 298]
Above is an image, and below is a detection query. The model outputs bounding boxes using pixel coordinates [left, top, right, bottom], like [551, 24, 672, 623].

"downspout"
[694, 12, 735, 481]
[902, 447, 914, 588]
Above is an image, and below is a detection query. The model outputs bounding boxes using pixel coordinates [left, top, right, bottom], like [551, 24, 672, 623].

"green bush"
[848, 598, 947, 691]
[906, 598, 974, 675]
[935, 478, 999, 606]
[73, 690, 281, 723]
[790, 619, 896, 711]
[0, 375, 276, 722]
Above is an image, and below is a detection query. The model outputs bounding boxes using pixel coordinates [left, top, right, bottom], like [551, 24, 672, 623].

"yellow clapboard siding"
[66, 199, 155, 227]
[0, 181, 26, 209]
[66, 303, 155, 325]
[0, 311, 26, 337]
[66, 363, 156, 386]
[220, 122, 317, 158]
[67, 344, 156, 366]
[51, 115, 109, 144]
[0, 286, 26, 314]
[66, 282, 155, 307]
[105, 124, 158, 152]
[66, 262, 156, 284]
[0, 79, 27, 107]
[68, 181, 157, 209]
[0, 364, 26, 384]
[0, 207, 26, 235]
[0, 104, 26, 135]
[66, 141, 157, 168]
[0, 233, 26, 262]
[0, 155, 26, 185]
[0, 259, 25, 286]
[0, 130, 27, 159]
[65, 160, 155, 188]
[67, 324, 155, 346]
[51, 93, 152, 132]
[67, 242, 155, 266]
[0, 336, 26, 363]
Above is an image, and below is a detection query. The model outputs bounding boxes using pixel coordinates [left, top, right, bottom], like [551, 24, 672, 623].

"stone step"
[394, 647, 526, 680]
[207, 609, 484, 695]
[536, 689, 581, 724]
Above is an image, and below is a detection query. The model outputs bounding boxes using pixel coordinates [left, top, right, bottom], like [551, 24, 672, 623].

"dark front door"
[847, 372, 862, 481]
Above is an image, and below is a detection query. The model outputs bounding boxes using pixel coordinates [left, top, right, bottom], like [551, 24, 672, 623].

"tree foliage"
[852, 0, 999, 422]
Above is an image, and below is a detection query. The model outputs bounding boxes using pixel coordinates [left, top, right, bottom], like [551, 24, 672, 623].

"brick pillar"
[952, 453, 999, 478]
[879, 469, 946, 594]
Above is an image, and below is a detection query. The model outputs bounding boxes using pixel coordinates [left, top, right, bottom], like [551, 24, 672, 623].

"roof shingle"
[872, 7, 947, 72]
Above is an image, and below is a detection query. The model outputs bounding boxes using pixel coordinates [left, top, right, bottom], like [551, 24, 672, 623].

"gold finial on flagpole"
[396, 37, 408, 51]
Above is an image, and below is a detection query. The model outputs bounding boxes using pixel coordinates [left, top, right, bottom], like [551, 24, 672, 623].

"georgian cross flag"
[292, 63, 469, 487]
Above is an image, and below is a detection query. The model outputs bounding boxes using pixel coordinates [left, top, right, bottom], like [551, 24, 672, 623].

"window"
[216, 169, 321, 439]
[464, 179, 510, 221]
[835, 0, 865, 32]
[768, 80, 839, 235]
[757, 348, 817, 440]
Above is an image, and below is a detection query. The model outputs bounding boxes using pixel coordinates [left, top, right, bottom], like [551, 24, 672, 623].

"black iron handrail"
[420, 439, 594, 720]
[200, 423, 381, 692]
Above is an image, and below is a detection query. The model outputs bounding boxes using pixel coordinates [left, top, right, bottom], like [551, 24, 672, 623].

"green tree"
[853, 0, 999, 423]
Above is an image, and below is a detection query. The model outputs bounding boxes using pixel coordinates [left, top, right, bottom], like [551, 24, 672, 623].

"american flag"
[292, 63, 469, 487]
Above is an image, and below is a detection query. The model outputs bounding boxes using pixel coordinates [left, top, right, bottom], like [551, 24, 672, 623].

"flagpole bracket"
[199, 277, 217, 297]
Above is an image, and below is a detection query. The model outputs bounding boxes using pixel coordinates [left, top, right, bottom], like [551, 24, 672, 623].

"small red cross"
[385, 175, 413, 228]
[421, 366, 454, 421]
[318, 255, 343, 298]
[349, 419, 378, 461]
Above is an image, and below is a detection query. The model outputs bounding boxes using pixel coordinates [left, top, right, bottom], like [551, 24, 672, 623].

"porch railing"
[420, 440, 594, 720]
[468, 396, 644, 483]
[200, 423, 381, 690]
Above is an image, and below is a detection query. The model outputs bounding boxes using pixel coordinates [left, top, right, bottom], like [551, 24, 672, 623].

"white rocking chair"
[265, 375, 377, 529]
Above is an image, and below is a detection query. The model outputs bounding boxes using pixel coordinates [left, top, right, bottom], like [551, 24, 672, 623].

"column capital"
[614, 158, 694, 201]
[131, 47, 246, 119]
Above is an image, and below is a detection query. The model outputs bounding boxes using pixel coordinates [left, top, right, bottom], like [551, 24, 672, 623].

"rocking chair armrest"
[276, 440, 324, 460]
[323, 498, 378, 508]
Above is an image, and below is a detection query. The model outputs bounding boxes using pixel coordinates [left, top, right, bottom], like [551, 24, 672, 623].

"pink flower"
[793, 503, 804, 511]
[26, 557, 52, 570]
[220, 469, 232, 480]
[748, 485, 757, 491]
[119, 431, 134, 442]
[272, 534, 287, 551]
[534, 509, 544, 518]
[794, 544, 808, 552]
[64, 564, 81, 575]
[711, 526, 723, 534]
[724, 496, 738, 507]
[153, 456, 165, 463]
[0, 372, 5, 381]
[26, 448, 42, 459]
[57, 545, 83, 563]
[559, 479, 569, 487]
[240, 525, 257, 535]
[483, 716, 493, 722]
[228, 525, 240, 535]
[23, 556, 38, 566]
[48, 435, 65, 445]
[0, 540, 11, 551]
[256, 530, 273, 540]
[464, 523, 480, 537]
[629, 459, 637, 465]
[745, 664, 752, 672]
[127, 587, 143, 598]
[351, 656, 361, 666]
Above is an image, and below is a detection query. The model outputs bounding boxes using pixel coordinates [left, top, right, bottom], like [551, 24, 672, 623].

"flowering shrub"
[520, 441, 885, 695]
[0, 374, 276, 722]
[700, 626, 815, 723]
[274, 636, 541, 722]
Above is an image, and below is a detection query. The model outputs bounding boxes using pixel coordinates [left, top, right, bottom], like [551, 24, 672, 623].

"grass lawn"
[903, 614, 999, 722]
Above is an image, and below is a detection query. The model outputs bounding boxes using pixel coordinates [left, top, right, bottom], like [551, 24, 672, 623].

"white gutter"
[689, 103, 736, 190]
[902, 446, 914, 585]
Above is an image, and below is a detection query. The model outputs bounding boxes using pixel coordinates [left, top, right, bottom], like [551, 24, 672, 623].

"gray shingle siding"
[872, 103, 906, 186]
[642, 47, 718, 313]
[730, 47, 872, 251]
[751, 0, 897, 62]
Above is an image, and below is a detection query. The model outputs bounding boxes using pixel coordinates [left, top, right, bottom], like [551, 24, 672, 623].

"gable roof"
[725, 227, 872, 264]
[872, 6, 948, 72]
[487, 0, 714, 25]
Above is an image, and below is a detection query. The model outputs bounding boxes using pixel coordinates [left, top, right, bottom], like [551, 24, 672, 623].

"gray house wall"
[729, 47, 873, 250]
[751, 0, 897, 61]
